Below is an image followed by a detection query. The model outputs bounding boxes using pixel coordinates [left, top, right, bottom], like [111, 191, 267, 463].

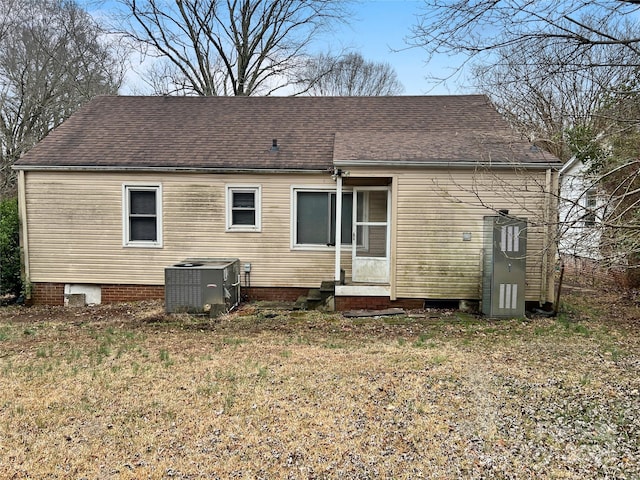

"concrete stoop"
[294, 281, 336, 311]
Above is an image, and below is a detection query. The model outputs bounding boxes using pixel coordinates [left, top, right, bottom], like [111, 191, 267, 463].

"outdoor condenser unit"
[165, 258, 240, 315]
[482, 216, 527, 318]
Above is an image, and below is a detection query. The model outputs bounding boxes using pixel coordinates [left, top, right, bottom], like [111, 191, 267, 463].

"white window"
[292, 188, 353, 248]
[226, 185, 261, 231]
[582, 189, 598, 228]
[123, 184, 162, 247]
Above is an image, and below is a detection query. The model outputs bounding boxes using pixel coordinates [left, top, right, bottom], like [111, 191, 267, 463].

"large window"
[226, 185, 261, 231]
[293, 189, 353, 247]
[123, 184, 162, 247]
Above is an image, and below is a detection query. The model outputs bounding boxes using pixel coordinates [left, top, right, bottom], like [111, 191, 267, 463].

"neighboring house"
[559, 156, 605, 260]
[13, 95, 561, 311]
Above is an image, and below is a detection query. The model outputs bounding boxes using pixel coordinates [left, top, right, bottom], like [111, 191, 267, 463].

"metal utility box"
[165, 258, 240, 315]
[482, 216, 527, 318]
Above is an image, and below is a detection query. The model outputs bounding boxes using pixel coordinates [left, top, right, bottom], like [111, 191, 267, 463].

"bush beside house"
[0, 198, 21, 297]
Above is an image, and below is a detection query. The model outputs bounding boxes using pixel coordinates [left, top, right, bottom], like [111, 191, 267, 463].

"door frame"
[351, 187, 391, 283]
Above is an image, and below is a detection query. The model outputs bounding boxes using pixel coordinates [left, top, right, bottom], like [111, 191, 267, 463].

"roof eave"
[12, 165, 329, 174]
[13, 158, 563, 172]
[559, 155, 581, 175]
[333, 159, 562, 170]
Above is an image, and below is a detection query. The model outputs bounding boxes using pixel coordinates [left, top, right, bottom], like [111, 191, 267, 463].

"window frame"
[291, 186, 354, 250]
[122, 183, 163, 248]
[226, 185, 262, 232]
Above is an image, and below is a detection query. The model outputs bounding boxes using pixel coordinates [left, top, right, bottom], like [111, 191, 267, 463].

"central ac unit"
[165, 258, 240, 315]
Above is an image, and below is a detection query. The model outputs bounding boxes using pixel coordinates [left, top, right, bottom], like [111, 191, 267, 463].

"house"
[558, 155, 604, 260]
[13, 95, 562, 312]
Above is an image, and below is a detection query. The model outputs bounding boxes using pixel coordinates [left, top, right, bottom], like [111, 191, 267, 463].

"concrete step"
[293, 296, 308, 310]
[294, 283, 337, 311]
[307, 288, 322, 301]
[320, 280, 336, 293]
[319, 281, 335, 301]
[306, 288, 323, 309]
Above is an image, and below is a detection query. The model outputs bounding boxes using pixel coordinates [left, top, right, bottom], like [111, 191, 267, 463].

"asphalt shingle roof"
[14, 95, 559, 170]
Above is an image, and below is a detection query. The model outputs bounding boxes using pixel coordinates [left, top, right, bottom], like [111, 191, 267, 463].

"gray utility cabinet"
[165, 259, 240, 315]
[482, 216, 527, 318]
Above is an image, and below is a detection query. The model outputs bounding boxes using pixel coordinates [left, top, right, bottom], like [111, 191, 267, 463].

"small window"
[293, 188, 353, 248]
[123, 184, 162, 247]
[583, 190, 598, 228]
[226, 185, 261, 231]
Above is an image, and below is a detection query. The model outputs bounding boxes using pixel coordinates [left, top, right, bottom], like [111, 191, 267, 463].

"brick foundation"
[30, 282, 426, 312]
[31, 283, 65, 306]
[30, 283, 164, 306]
[101, 285, 164, 303]
[242, 287, 309, 302]
[30, 283, 306, 306]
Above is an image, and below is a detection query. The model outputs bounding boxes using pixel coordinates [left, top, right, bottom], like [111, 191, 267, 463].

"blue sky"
[323, 0, 468, 95]
[85, 0, 470, 95]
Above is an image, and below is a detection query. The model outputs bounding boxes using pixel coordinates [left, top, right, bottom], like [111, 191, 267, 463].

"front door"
[352, 188, 390, 283]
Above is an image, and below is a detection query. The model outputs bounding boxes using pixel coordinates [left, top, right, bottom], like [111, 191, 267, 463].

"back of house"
[13, 95, 561, 314]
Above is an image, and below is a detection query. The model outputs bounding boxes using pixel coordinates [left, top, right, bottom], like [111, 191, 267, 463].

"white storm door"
[352, 188, 390, 283]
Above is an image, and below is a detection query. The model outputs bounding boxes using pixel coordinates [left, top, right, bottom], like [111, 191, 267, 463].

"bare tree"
[116, 0, 350, 96]
[298, 52, 404, 96]
[0, 0, 124, 197]
[409, 1, 640, 143]
[471, 38, 636, 161]
[409, 1, 640, 285]
[585, 89, 640, 285]
[0, 0, 18, 43]
[410, 1, 640, 74]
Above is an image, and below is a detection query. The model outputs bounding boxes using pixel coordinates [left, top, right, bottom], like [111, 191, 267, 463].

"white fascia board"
[559, 155, 582, 175]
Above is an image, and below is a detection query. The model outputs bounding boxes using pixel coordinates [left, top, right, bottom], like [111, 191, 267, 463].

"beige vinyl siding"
[24, 171, 347, 287]
[346, 167, 556, 303]
[23, 167, 556, 303]
[394, 168, 553, 302]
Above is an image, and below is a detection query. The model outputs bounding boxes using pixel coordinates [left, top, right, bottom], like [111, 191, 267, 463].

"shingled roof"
[14, 95, 559, 171]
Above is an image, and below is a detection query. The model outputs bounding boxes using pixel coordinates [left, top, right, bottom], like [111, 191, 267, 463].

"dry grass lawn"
[0, 288, 638, 479]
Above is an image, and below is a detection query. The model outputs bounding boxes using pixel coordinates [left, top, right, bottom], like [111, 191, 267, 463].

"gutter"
[13, 159, 563, 173]
[333, 159, 562, 170]
[17, 171, 30, 294]
[11, 165, 329, 174]
[559, 155, 580, 175]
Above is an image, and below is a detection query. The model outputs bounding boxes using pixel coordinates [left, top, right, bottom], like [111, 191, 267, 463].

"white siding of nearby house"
[559, 159, 603, 260]
[22, 167, 556, 303]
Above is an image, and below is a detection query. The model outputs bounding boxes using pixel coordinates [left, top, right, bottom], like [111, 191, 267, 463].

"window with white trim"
[226, 185, 261, 231]
[293, 188, 353, 247]
[123, 184, 162, 247]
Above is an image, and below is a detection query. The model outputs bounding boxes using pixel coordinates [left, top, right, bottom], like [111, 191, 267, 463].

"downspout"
[17, 170, 30, 298]
[540, 168, 552, 305]
[550, 169, 561, 309]
[335, 171, 342, 283]
[390, 176, 398, 301]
